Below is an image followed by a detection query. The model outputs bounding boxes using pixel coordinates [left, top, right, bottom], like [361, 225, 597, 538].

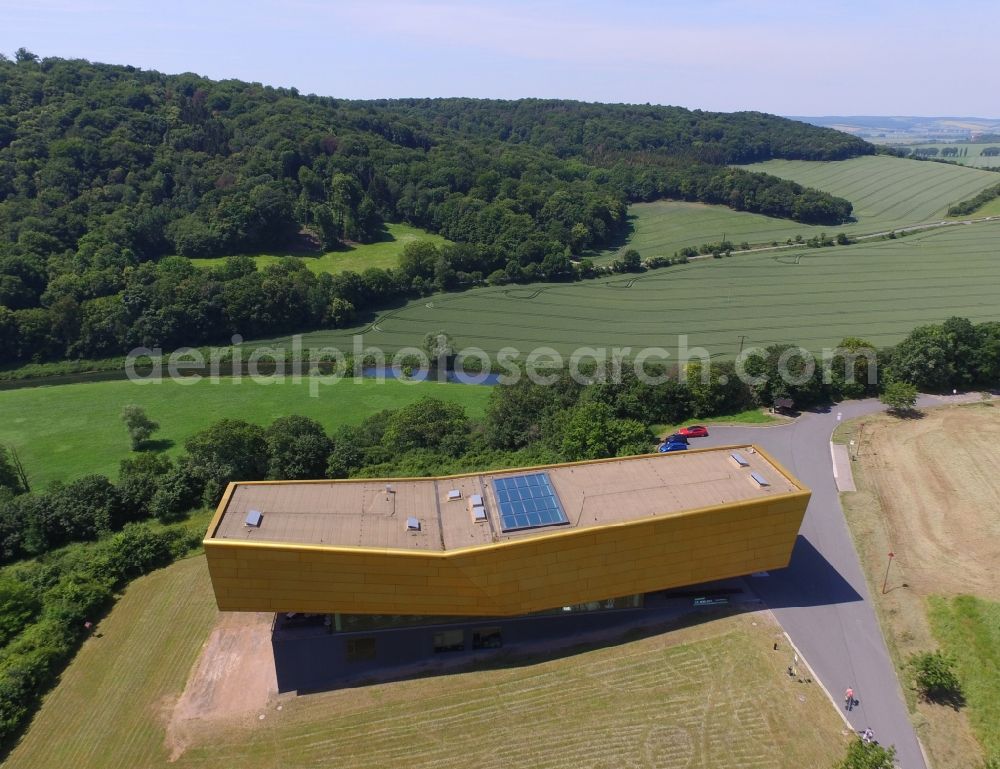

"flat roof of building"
[208, 445, 802, 553]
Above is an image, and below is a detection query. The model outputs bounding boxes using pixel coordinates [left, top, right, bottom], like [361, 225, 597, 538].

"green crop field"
[262, 221, 1000, 359]
[904, 144, 1000, 169]
[595, 200, 825, 262]
[742, 155, 998, 230]
[188, 222, 450, 275]
[3, 555, 848, 769]
[596, 155, 998, 263]
[0, 378, 491, 489]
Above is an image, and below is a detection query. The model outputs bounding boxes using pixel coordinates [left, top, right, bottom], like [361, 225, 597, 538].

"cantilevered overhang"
[204, 446, 810, 616]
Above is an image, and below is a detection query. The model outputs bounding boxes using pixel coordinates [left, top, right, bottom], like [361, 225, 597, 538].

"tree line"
[6, 314, 998, 565]
[947, 182, 1000, 217]
[0, 52, 867, 364]
[0, 241, 614, 362]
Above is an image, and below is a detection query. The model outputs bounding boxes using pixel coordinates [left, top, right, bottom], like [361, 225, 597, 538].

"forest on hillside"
[0, 50, 871, 363]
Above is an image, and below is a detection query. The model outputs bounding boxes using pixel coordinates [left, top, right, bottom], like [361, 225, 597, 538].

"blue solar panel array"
[493, 472, 569, 532]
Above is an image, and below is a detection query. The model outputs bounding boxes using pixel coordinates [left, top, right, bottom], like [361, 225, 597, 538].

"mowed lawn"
[267, 221, 1000, 358]
[188, 222, 450, 275]
[4, 554, 849, 769]
[596, 155, 999, 263]
[0, 378, 492, 488]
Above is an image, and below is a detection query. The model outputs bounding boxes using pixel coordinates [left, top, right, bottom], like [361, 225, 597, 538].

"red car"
[677, 425, 709, 438]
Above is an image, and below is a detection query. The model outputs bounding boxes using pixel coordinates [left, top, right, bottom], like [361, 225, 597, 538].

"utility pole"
[881, 551, 895, 594]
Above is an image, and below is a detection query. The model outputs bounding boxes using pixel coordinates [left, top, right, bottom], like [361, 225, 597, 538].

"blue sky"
[2, 0, 996, 115]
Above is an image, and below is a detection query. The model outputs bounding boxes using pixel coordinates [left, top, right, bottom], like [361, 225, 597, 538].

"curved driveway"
[701, 393, 974, 769]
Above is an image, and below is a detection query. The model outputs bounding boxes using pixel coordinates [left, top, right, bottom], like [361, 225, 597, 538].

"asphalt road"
[700, 393, 976, 769]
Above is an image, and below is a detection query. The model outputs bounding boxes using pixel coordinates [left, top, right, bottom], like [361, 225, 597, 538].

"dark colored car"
[677, 425, 709, 438]
[658, 441, 688, 453]
[664, 433, 689, 445]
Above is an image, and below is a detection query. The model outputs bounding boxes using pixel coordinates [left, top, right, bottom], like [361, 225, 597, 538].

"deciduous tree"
[880, 381, 918, 414]
[120, 404, 159, 451]
[184, 419, 269, 504]
[265, 416, 332, 480]
[834, 740, 897, 769]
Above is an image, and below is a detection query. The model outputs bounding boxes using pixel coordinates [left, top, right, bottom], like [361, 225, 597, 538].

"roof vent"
[245, 509, 263, 527]
[470, 493, 483, 507]
[447, 489, 462, 501]
[406, 516, 421, 531]
[730, 451, 750, 468]
[750, 472, 770, 487]
[471, 505, 487, 522]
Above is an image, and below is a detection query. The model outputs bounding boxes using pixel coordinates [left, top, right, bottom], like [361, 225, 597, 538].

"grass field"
[596, 155, 999, 263]
[837, 403, 1000, 768]
[188, 222, 450, 275]
[0, 378, 492, 488]
[904, 144, 1000, 169]
[928, 595, 1000, 762]
[962, 194, 1000, 217]
[1, 556, 221, 769]
[263, 220, 1000, 359]
[2, 554, 849, 769]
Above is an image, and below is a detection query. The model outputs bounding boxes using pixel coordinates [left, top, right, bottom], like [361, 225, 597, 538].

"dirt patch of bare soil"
[164, 611, 277, 761]
[860, 404, 1000, 599]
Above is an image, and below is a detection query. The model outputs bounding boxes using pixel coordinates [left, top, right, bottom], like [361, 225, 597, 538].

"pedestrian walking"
[845, 687, 855, 711]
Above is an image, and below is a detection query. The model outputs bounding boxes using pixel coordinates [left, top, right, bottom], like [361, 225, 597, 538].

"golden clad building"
[204, 445, 809, 617]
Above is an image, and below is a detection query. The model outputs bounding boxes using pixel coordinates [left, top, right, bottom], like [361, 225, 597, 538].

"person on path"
[845, 687, 855, 711]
